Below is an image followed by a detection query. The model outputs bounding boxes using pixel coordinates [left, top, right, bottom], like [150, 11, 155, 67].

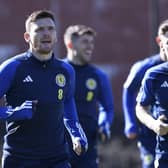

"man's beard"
[35, 46, 53, 55]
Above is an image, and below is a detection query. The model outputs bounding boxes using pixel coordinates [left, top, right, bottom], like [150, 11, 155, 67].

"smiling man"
[136, 23, 168, 168]
[64, 25, 114, 168]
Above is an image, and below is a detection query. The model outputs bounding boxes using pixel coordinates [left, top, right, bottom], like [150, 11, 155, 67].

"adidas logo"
[161, 81, 168, 87]
[23, 75, 33, 83]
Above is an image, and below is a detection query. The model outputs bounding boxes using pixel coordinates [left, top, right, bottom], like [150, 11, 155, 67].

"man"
[136, 23, 168, 168]
[0, 10, 87, 168]
[63, 25, 114, 168]
[122, 20, 168, 168]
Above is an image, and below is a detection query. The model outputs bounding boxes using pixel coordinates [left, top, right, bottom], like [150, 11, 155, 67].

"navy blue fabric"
[0, 51, 79, 166]
[154, 158, 168, 168]
[66, 61, 114, 168]
[137, 61, 168, 160]
[2, 154, 71, 168]
[123, 54, 164, 168]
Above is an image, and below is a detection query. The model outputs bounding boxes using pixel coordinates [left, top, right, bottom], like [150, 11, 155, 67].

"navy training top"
[68, 62, 114, 146]
[137, 61, 168, 159]
[122, 54, 163, 151]
[0, 51, 78, 161]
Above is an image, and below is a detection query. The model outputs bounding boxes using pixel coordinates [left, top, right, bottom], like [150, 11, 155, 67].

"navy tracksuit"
[66, 62, 114, 168]
[0, 51, 86, 168]
[123, 54, 164, 168]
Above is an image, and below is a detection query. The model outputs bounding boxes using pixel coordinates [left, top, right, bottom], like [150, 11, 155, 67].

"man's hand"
[64, 120, 88, 155]
[98, 109, 112, 143]
[72, 137, 88, 156]
[125, 126, 138, 139]
[152, 115, 168, 136]
[98, 122, 111, 143]
[126, 132, 137, 139]
[32, 100, 38, 112]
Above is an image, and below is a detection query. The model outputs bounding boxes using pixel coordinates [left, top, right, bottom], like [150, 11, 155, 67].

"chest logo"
[161, 81, 168, 88]
[23, 75, 33, 83]
[86, 78, 97, 90]
[55, 74, 66, 87]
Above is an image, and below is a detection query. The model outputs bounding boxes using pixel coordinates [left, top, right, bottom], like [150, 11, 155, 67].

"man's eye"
[35, 28, 43, 32]
[48, 27, 55, 31]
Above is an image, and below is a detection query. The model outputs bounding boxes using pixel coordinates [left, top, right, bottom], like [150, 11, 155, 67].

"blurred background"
[1, 0, 168, 167]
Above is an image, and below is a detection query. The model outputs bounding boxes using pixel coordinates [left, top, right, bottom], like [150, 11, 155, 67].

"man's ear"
[155, 36, 161, 45]
[67, 41, 73, 49]
[24, 32, 30, 43]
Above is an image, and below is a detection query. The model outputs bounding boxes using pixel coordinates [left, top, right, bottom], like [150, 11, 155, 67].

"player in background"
[122, 19, 168, 168]
[136, 24, 168, 168]
[63, 24, 114, 168]
[0, 10, 88, 168]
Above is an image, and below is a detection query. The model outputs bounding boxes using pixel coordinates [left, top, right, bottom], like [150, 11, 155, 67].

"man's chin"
[38, 49, 52, 55]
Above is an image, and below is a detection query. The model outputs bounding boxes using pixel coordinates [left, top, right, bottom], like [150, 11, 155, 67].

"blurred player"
[122, 19, 168, 168]
[64, 24, 114, 168]
[136, 23, 168, 168]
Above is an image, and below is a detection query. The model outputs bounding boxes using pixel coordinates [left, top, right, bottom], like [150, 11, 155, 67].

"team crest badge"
[55, 74, 66, 87]
[86, 78, 97, 90]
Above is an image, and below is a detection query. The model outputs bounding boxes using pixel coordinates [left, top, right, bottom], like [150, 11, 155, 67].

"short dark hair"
[64, 25, 96, 44]
[25, 10, 55, 31]
[158, 19, 168, 36]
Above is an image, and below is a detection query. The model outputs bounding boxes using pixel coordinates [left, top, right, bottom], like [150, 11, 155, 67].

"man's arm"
[135, 64, 168, 136]
[0, 59, 19, 98]
[64, 63, 88, 155]
[122, 87, 137, 139]
[0, 100, 36, 121]
[136, 103, 168, 136]
[97, 71, 114, 142]
[64, 98, 88, 155]
[0, 58, 35, 121]
[98, 105, 111, 142]
[122, 61, 148, 139]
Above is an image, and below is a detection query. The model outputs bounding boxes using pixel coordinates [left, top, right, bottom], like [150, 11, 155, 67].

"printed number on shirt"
[58, 89, 63, 100]
[86, 91, 94, 101]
